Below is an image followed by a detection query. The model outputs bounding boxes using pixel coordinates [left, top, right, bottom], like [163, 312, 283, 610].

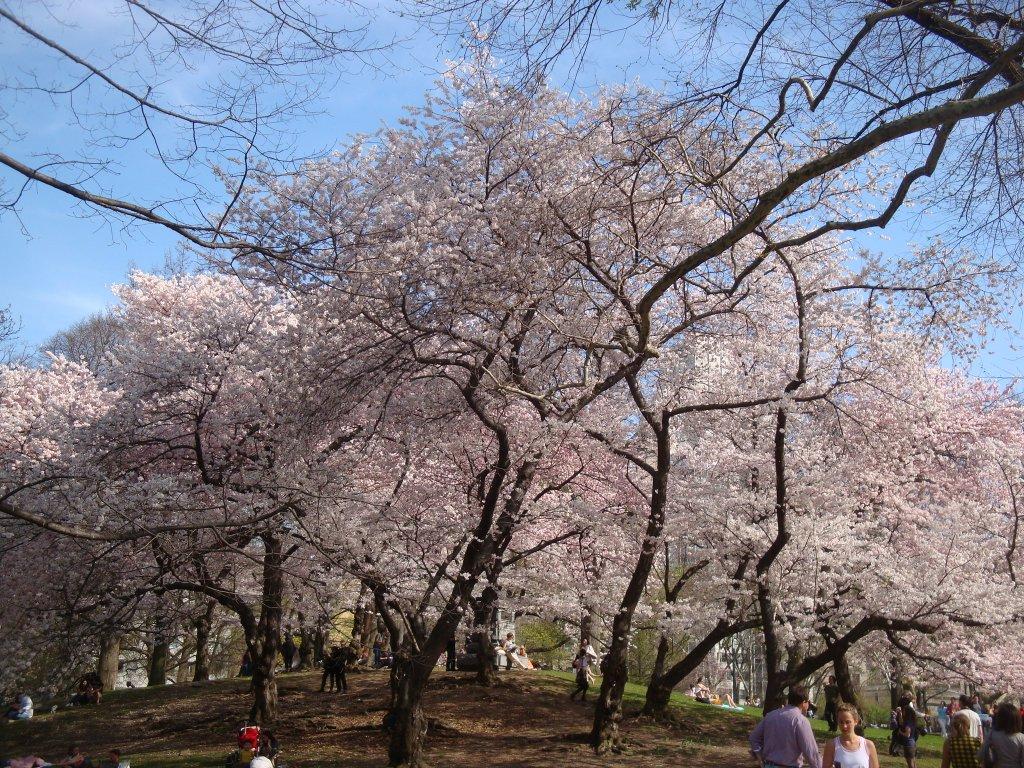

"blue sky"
[1, 1, 1021, 382]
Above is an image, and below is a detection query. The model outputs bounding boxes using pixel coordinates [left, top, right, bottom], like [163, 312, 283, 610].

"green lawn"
[0, 670, 945, 768]
[537, 670, 944, 767]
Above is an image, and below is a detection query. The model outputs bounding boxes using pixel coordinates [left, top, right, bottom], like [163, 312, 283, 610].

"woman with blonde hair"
[822, 703, 880, 768]
[940, 710, 981, 768]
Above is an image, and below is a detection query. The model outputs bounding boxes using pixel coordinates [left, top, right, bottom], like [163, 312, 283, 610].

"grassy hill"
[0, 670, 944, 767]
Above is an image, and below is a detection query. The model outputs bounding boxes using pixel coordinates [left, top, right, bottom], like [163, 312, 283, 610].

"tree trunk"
[475, 628, 499, 686]
[298, 614, 314, 670]
[148, 637, 169, 687]
[313, 620, 326, 666]
[763, 672, 787, 713]
[97, 632, 121, 691]
[473, 586, 500, 686]
[193, 600, 215, 682]
[833, 651, 862, 713]
[249, 533, 284, 724]
[642, 634, 672, 716]
[388, 650, 429, 767]
[580, 604, 594, 646]
[591, 421, 670, 752]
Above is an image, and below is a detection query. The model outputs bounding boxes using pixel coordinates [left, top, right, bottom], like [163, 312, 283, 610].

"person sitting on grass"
[57, 745, 90, 768]
[2, 757, 47, 768]
[98, 749, 129, 768]
[4, 694, 33, 720]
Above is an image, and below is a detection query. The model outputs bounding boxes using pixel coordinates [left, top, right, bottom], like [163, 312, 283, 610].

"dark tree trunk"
[473, 586, 500, 686]
[313, 620, 326, 666]
[193, 600, 215, 682]
[148, 637, 169, 687]
[591, 420, 670, 752]
[833, 651, 862, 713]
[297, 613, 314, 670]
[97, 632, 120, 691]
[388, 649, 429, 767]
[643, 634, 672, 716]
[147, 609, 171, 687]
[249, 533, 284, 724]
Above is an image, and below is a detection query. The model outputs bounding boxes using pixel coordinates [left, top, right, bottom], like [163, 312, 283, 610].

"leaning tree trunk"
[643, 634, 672, 715]
[249, 533, 284, 724]
[193, 600, 216, 682]
[97, 632, 121, 691]
[591, 423, 670, 753]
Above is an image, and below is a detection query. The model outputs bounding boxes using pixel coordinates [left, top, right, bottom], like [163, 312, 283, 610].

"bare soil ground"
[0, 670, 941, 767]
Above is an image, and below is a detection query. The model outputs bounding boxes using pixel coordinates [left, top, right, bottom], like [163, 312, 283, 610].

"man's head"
[787, 685, 811, 712]
[960, 694, 971, 709]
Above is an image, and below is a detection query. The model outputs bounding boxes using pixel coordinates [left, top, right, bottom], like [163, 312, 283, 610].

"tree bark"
[473, 586, 500, 686]
[643, 618, 758, 716]
[591, 416, 670, 752]
[193, 600, 216, 682]
[297, 613, 314, 670]
[249, 532, 283, 724]
[314, 619, 327, 666]
[148, 636, 169, 687]
[388, 648, 429, 767]
[833, 650, 863, 713]
[97, 632, 121, 691]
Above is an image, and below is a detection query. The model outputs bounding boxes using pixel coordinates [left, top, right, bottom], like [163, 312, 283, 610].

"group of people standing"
[750, 684, 1024, 768]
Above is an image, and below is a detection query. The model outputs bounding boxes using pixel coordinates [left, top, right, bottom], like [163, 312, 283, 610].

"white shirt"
[832, 736, 870, 768]
[959, 708, 983, 739]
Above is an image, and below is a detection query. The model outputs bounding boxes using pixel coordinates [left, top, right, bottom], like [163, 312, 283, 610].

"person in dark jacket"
[281, 627, 297, 672]
[446, 637, 458, 671]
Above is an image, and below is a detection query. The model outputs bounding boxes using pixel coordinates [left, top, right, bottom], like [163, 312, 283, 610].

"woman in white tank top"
[822, 703, 881, 768]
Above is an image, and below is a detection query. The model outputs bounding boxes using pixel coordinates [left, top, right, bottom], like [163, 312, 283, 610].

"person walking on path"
[978, 702, 1024, 768]
[941, 711, 981, 768]
[960, 695, 984, 740]
[822, 703, 880, 768]
[569, 646, 591, 703]
[824, 675, 840, 732]
[749, 685, 822, 768]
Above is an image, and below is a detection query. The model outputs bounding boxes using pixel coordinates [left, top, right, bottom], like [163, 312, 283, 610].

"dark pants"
[446, 650, 457, 671]
[320, 665, 347, 692]
[283, 651, 294, 671]
[570, 672, 589, 701]
[333, 666, 348, 692]
[824, 701, 837, 731]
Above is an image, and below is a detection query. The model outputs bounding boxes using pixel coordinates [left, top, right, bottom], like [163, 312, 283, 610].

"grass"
[0, 670, 945, 768]
[537, 671, 943, 767]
